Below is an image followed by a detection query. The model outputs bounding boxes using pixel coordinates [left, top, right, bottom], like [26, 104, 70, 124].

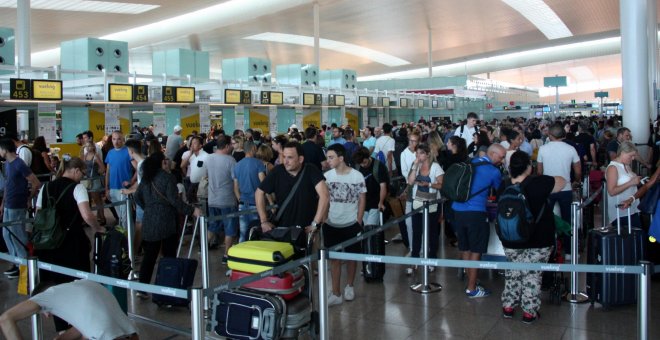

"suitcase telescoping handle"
[379, 210, 384, 226]
[615, 204, 632, 235]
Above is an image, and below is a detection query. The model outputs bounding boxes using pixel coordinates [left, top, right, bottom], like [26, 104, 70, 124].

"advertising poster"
[346, 109, 359, 130]
[269, 106, 278, 134]
[89, 109, 105, 141]
[250, 109, 269, 135]
[303, 110, 321, 129]
[105, 104, 121, 136]
[38, 103, 58, 145]
[199, 104, 211, 134]
[181, 114, 200, 138]
[153, 104, 166, 136]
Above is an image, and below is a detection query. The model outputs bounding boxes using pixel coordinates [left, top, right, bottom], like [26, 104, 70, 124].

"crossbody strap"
[275, 165, 307, 222]
[520, 181, 546, 224]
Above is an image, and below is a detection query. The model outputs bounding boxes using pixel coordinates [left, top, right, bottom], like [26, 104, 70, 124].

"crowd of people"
[1, 111, 660, 337]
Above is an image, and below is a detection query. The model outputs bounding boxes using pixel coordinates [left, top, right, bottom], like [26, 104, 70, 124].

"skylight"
[0, 0, 159, 14]
[244, 32, 410, 67]
[501, 0, 572, 40]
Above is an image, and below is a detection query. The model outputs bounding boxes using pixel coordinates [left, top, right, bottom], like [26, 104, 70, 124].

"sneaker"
[406, 267, 414, 276]
[502, 307, 515, 319]
[3, 265, 17, 275]
[327, 293, 343, 307]
[221, 255, 228, 265]
[136, 291, 149, 299]
[522, 311, 539, 324]
[343, 285, 355, 301]
[6, 270, 19, 279]
[465, 285, 491, 298]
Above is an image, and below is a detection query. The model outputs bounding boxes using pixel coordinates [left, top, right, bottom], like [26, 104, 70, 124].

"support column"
[621, 0, 651, 144]
[313, 2, 320, 68]
[17, 0, 31, 67]
[648, 0, 658, 121]
[427, 28, 433, 78]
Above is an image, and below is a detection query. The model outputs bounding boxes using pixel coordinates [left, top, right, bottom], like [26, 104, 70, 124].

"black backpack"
[96, 226, 132, 279]
[440, 160, 491, 202]
[495, 183, 544, 243]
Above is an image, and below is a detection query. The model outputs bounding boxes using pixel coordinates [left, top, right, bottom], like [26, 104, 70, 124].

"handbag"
[412, 190, 439, 213]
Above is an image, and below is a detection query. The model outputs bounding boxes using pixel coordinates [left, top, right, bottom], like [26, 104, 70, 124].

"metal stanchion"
[199, 215, 210, 313]
[638, 261, 651, 340]
[28, 257, 42, 340]
[176, 215, 188, 258]
[125, 196, 136, 279]
[318, 249, 329, 340]
[190, 287, 205, 340]
[566, 201, 589, 303]
[411, 201, 442, 293]
[601, 180, 608, 228]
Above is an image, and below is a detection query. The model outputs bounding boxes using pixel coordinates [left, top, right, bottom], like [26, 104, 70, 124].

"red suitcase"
[230, 267, 304, 300]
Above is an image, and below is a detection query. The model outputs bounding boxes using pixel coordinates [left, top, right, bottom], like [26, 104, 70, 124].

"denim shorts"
[208, 206, 239, 237]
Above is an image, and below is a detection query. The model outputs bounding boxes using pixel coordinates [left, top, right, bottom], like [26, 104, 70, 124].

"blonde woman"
[606, 141, 642, 227]
[82, 141, 106, 225]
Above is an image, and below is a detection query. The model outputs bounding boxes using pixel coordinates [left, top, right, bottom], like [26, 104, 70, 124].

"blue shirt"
[233, 157, 266, 205]
[105, 147, 133, 189]
[328, 137, 346, 146]
[4, 158, 32, 209]
[452, 156, 501, 212]
[519, 140, 533, 156]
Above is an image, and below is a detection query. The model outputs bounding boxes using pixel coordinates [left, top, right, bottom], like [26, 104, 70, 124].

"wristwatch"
[310, 221, 319, 229]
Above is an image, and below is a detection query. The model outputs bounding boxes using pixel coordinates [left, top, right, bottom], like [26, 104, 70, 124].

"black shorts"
[322, 222, 363, 253]
[454, 211, 489, 254]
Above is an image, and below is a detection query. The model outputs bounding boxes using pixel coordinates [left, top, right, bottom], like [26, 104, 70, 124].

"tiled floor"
[2, 212, 659, 339]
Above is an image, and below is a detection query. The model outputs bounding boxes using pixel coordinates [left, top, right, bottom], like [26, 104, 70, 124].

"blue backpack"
[495, 183, 544, 243]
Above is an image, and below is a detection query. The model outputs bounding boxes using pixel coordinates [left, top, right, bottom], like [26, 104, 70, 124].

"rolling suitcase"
[281, 295, 313, 339]
[152, 257, 198, 307]
[230, 267, 304, 300]
[587, 207, 645, 309]
[362, 212, 386, 282]
[213, 288, 286, 340]
[227, 240, 295, 274]
[93, 231, 128, 314]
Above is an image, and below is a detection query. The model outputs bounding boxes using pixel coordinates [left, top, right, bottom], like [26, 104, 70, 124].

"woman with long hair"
[82, 141, 106, 225]
[442, 136, 468, 247]
[134, 152, 201, 298]
[606, 141, 643, 227]
[271, 134, 288, 165]
[31, 136, 54, 180]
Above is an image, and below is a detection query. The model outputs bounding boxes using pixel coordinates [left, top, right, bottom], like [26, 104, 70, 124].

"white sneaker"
[343, 285, 355, 301]
[406, 267, 414, 276]
[327, 293, 343, 307]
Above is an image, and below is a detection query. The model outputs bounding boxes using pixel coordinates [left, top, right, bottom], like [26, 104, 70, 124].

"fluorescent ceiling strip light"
[0, 0, 159, 14]
[244, 32, 410, 67]
[502, 0, 572, 40]
[358, 37, 620, 82]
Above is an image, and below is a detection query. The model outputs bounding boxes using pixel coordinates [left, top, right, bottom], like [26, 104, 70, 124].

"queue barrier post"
[601, 180, 608, 228]
[190, 287, 205, 340]
[125, 196, 136, 280]
[567, 201, 589, 303]
[638, 261, 651, 340]
[199, 215, 211, 313]
[318, 249, 330, 340]
[28, 257, 42, 340]
[410, 201, 442, 294]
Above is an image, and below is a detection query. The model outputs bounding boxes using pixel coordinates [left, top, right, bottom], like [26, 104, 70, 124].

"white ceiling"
[0, 0, 656, 99]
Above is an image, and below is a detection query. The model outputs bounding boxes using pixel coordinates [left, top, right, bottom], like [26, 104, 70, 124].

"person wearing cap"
[165, 125, 184, 162]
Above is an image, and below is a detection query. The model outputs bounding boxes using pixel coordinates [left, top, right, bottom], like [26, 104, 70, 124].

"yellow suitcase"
[227, 241, 295, 273]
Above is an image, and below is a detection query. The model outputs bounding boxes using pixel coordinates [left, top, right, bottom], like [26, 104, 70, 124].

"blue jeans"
[3, 208, 28, 258]
[109, 189, 127, 228]
[238, 202, 258, 243]
[208, 206, 239, 237]
[548, 190, 573, 254]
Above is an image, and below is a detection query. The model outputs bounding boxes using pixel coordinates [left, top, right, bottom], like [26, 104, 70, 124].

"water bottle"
[110, 255, 120, 278]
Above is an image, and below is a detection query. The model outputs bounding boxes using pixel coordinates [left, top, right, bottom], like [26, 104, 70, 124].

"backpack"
[440, 160, 491, 202]
[31, 182, 75, 250]
[495, 183, 544, 243]
[343, 142, 359, 167]
[96, 226, 132, 279]
[374, 136, 393, 165]
[355, 157, 382, 185]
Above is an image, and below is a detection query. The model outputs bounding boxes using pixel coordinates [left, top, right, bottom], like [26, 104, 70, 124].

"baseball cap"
[173, 125, 183, 132]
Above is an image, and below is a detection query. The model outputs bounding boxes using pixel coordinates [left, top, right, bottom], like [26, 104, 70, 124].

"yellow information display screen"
[176, 87, 195, 103]
[32, 80, 63, 100]
[359, 96, 369, 107]
[335, 95, 345, 106]
[225, 89, 242, 104]
[108, 83, 133, 102]
[270, 91, 283, 105]
[303, 93, 316, 105]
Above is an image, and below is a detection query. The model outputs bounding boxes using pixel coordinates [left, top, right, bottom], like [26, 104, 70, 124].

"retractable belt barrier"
[205, 204, 278, 222]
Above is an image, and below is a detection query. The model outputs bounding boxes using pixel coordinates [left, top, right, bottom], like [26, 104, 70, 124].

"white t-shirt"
[400, 148, 416, 177]
[136, 159, 145, 184]
[373, 135, 396, 171]
[189, 150, 209, 184]
[17, 145, 32, 167]
[537, 141, 580, 191]
[499, 140, 511, 150]
[411, 162, 445, 197]
[36, 183, 89, 208]
[325, 168, 366, 227]
[30, 280, 137, 339]
[456, 125, 477, 144]
[182, 150, 193, 177]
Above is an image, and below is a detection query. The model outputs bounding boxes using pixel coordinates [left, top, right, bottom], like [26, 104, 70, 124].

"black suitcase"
[152, 257, 198, 307]
[213, 288, 286, 340]
[362, 212, 386, 282]
[281, 295, 312, 339]
[587, 208, 645, 309]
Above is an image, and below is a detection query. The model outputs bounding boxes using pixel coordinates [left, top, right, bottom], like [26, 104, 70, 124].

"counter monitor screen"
[303, 93, 316, 105]
[431, 100, 438, 108]
[417, 99, 424, 108]
[225, 89, 242, 104]
[380, 97, 390, 107]
[176, 87, 195, 103]
[359, 96, 369, 107]
[270, 91, 283, 105]
[400, 98, 408, 107]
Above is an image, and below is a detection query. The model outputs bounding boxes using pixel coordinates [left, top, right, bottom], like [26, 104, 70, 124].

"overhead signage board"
[176, 87, 195, 103]
[328, 94, 345, 106]
[162, 86, 177, 103]
[417, 99, 424, 108]
[32, 80, 63, 100]
[543, 76, 567, 87]
[380, 97, 390, 107]
[225, 89, 241, 104]
[133, 85, 149, 102]
[359, 96, 369, 107]
[595, 91, 609, 98]
[10, 78, 31, 100]
[108, 83, 133, 102]
[260, 91, 284, 105]
[303, 93, 322, 106]
[400, 98, 408, 107]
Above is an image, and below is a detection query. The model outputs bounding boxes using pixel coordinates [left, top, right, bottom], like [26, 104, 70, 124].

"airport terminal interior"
[1, 0, 660, 339]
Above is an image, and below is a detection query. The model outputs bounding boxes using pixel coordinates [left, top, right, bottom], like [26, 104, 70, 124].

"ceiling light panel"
[244, 32, 410, 67]
[0, 0, 159, 14]
[501, 0, 572, 40]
